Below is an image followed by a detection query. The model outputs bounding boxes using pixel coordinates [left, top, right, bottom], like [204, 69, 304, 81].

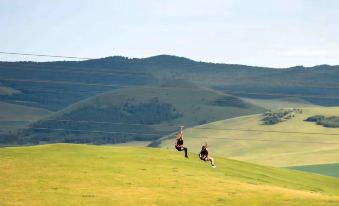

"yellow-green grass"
[0, 144, 338, 206]
[159, 107, 339, 167]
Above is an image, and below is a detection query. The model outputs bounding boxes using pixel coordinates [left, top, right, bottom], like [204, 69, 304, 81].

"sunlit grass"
[0, 144, 338, 205]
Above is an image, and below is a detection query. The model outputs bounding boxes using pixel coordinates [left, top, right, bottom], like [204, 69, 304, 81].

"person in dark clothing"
[199, 143, 216, 168]
[175, 127, 188, 158]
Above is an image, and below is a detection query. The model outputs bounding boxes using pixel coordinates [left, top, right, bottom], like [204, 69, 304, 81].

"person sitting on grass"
[199, 143, 216, 168]
[175, 127, 188, 158]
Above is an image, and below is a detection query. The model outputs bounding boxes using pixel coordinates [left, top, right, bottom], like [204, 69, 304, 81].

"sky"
[0, 0, 339, 68]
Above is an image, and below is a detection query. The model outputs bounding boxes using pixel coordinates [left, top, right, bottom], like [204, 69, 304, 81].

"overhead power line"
[0, 51, 93, 60]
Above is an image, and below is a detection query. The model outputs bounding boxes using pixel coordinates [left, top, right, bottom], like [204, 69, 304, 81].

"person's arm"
[179, 132, 183, 139]
[175, 133, 182, 146]
[175, 133, 180, 146]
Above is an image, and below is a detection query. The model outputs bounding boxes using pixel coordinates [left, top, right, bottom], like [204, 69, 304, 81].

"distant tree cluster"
[210, 96, 247, 108]
[305, 115, 339, 128]
[262, 108, 302, 125]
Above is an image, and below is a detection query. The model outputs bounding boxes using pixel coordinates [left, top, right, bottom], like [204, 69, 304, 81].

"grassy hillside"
[289, 163, 339, 178]
[157, 107, 339, 167]
[0, 144, 338, 206]
[19, 82, 264, 144]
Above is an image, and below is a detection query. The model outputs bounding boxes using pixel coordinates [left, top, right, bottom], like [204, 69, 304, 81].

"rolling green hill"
[0, 144, 338, 205]
[157, 107, 339, 167]
[19, 82, 264, 144]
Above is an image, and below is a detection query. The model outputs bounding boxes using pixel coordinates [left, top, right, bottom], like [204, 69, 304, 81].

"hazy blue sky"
[1, 0, 338, 67]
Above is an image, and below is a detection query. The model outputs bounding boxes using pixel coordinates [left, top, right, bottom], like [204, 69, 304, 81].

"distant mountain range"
[1, 55, 338, 111]
[1, 55, 338, 144]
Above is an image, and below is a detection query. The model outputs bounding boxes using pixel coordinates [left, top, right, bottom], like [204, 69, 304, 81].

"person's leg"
[208, 157, 215, 166]
[176, 146, 188, 158]
[183, 147, 188, 158]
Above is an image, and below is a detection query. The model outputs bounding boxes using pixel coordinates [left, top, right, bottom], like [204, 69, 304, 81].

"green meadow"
[0, 144, 338, 206]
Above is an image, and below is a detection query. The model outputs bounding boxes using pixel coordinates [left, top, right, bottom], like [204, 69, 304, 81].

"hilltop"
[0, 144, 338, 205]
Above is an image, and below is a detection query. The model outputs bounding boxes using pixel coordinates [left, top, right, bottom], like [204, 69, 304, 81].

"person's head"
[204, 142, 208, 148]
[177, 132, 183, 139]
